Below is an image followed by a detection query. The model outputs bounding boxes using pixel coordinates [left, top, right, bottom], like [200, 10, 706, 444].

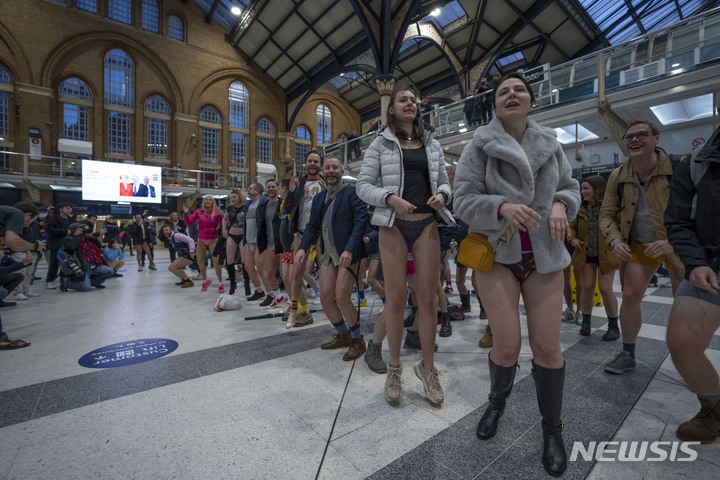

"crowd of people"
[2, 73, 719, 477]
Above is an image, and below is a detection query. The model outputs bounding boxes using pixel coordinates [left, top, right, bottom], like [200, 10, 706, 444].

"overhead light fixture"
[165, 192, 183, 197]
[431, 8, 441, 16]
[671, 63, 680, 67]
[231, 6, 242, 16]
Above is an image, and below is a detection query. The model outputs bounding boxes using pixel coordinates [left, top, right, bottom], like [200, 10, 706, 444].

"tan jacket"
[598, 147, 684, 274]
[569, 204, 619, 272]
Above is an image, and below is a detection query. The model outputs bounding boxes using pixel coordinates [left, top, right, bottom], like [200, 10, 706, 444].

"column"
[374, 75, 396, 127]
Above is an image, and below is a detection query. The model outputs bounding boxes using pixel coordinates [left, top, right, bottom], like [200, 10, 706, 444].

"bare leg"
[523, 270, 565, 368]
[411, 221, 442, 370]
[667, 296, 720, 396]
[196, 242, 208, 280]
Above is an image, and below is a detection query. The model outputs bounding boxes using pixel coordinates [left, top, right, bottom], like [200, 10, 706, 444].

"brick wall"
[0, 0, 361, 184]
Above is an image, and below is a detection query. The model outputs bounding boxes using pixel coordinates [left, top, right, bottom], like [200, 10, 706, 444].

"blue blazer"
[299, 185, 368, 265]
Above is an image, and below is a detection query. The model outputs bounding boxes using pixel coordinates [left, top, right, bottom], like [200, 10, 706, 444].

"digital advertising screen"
[82, 160, 162, 204]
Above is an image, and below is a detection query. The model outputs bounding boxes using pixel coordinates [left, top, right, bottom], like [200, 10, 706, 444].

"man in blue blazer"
[136, 176, 156, 197]
[296, 157, 368, 361]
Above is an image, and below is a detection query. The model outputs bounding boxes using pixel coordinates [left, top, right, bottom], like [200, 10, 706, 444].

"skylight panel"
[554, 125, 600, 144]
[425, 0, 466, 28]
[650, 93, 714, 125]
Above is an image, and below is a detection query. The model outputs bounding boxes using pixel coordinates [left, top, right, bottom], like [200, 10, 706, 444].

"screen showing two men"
[82, 159, 162, 204]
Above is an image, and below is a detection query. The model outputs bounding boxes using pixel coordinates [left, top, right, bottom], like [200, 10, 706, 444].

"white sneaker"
[313, 295, 322, 305]
[11, 293, 29, 301]
[192, 272, 203, 280]
[25, 292, 40, 298]
[45, 282, 58, 290]
[138, 266, 143, 272]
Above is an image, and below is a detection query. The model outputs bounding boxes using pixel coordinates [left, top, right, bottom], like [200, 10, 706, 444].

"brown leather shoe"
[343, 335, 366, 361]
[676, 398, 720, 444]
[321, 332, 352, 350]
[479, 325, 493, 348]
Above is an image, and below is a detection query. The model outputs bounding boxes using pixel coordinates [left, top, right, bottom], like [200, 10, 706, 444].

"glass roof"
[329, 71, 368, 89]
[577, 0, 717, 45]
[425, 0, 467, 29]
[193, 0, 249, 30]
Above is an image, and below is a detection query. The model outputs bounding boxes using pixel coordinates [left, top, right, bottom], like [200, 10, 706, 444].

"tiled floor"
[1, 257, 718, 479]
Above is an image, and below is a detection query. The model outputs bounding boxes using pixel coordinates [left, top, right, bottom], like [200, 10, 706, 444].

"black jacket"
[127, 221, 152, 244]
[665, 138, 720, 277]
[102, 221, 121, 244]
[44, 213, 71, 250]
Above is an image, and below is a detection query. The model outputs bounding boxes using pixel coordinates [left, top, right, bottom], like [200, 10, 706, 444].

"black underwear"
[227, 232, 243, 244]
[393, 215, 436, 245]
[501, 252, 537, 284]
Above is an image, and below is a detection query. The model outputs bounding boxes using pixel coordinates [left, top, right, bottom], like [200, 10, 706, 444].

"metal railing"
[0, 151, 246, 191]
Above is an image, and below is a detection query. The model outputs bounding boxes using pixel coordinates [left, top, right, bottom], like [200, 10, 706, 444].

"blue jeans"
[31, 252, 42, 278]
[65, 265, 115, 292]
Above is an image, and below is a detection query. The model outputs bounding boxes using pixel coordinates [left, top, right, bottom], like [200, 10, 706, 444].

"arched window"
[199, 105, 220, 165]
[108, 0, 132, 24]
[257, 118, 274, 164]
[59, 77, 93, 141]
[0, 64, 13, 140]
[104, 49, 134, 108]
[228, 81, 248, 169]
[316, 104, 331, 144]
[76, 0, 97, 13]
[141, 0, 159, 33]
[145, 95, 170, 161]
[104, 49, 134, 156]
[168, 15, 184, 42]
[294, 126, 311, 167]
[229, 81, 248, 129]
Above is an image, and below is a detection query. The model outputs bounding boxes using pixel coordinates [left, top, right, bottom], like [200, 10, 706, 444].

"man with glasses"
[599, 120, 685, 374]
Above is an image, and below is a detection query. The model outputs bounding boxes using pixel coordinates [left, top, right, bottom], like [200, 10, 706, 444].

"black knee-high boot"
[477, 353, 518, 440]
[226, 265, 237, 295]
[532, 360, 567, 477]
[243, 267, 251, 296]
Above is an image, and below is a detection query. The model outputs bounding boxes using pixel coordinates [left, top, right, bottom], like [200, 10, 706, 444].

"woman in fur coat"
[454, 72, 580, 477]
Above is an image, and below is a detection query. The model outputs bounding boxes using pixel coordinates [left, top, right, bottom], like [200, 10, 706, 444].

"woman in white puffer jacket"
[356, 85, 453, 407]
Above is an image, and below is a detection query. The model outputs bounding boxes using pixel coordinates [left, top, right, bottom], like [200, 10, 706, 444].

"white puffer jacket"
[356, 127, 454, 227]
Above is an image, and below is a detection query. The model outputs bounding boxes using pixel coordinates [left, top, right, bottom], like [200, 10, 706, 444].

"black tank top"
[401, 147, 433, 213]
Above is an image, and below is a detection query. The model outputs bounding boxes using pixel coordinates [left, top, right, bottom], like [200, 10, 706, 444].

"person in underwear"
[453, 72, 580, 477]
[357, 85, 454, 406]
[183, 195, 224, 292]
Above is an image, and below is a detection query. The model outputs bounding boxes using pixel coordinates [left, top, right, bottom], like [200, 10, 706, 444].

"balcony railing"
[0, 151, 245, 192]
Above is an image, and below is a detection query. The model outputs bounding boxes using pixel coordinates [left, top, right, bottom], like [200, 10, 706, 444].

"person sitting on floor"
[103, 239, 125, 277]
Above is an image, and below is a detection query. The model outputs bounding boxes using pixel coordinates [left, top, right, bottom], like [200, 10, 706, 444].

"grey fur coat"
[453, 117, 580, 273]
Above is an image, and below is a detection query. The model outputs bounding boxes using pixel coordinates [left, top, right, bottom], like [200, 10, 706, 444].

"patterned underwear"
[501, 252, 536, 284]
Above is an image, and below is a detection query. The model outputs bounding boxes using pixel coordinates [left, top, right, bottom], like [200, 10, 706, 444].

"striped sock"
[349, 322, 361, 339]
[332, 319, 350, 335]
